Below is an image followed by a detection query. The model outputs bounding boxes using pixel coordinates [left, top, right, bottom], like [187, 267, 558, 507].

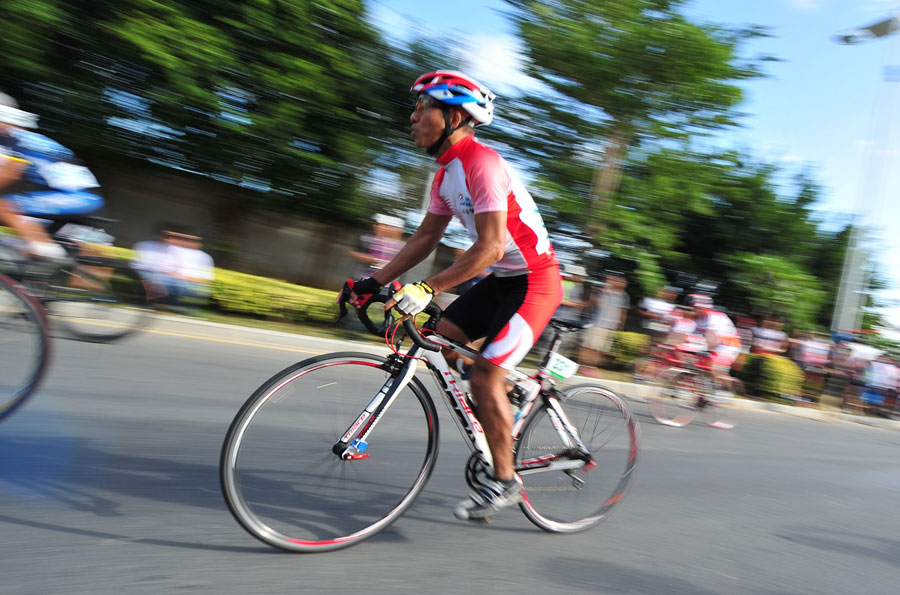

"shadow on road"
[778, 527, 900, 569]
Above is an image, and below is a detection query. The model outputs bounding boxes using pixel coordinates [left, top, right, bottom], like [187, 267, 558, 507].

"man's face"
[410, 95, 446, 149]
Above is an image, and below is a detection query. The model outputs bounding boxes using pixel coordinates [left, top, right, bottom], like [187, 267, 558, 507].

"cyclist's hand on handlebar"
[336, 276, 383, 308]
[384, 280, 434, 317]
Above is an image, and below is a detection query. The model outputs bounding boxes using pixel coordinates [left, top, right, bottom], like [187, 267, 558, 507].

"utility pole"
[831, 10, 900, 334]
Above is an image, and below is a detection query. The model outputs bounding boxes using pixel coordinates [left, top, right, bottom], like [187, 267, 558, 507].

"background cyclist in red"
[349, 71, 562, 521]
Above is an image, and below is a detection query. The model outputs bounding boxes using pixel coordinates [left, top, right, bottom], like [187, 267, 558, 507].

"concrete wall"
[92, 163, 440, 290]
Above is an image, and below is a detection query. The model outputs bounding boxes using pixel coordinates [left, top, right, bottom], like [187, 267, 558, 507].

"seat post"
[539, 325, 565, 369]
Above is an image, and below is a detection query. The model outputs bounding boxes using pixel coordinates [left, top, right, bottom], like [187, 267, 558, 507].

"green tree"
[1, 0, 390, 220]
[726, 253, 825, 329]
[503, 0, 771, 238]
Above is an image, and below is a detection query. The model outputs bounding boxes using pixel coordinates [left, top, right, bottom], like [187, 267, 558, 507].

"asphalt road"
[2, 316, 899, 595]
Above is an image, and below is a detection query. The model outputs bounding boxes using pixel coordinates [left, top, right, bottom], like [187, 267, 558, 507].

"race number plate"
[546, 352, 579, 380]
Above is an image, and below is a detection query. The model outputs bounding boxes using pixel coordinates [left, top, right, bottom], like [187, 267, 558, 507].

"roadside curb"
[145, 312, 900, 432]
[591, 377, 900, 431]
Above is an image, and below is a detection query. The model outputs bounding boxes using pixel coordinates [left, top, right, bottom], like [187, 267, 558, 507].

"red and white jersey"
[429, 135, 556, 276]
[696, 310, 741, 348]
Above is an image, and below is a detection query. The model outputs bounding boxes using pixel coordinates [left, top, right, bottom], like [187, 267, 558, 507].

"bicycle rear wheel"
[0, 274, 50, 422]
[220, 352, 439, 552]
[700, 378, 740, 430]
[649, 368, 703, 427]
[515, 383, 639, 533]
[43, 257, 151, 342]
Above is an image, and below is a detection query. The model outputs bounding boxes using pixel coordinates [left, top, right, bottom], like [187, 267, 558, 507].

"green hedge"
[87, 244, 340, 324]
[737, 353, 804, 400]
[612, 331, 651, 366]
[211, 269, 338, 323]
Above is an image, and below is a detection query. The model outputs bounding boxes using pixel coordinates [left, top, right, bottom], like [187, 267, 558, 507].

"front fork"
[332, 351, 420, 460]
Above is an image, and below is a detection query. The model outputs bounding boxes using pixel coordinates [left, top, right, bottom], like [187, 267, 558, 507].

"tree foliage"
[503, 0, 772, 234]
[0, 0, 881, 330]
[1, 0, 387, 219]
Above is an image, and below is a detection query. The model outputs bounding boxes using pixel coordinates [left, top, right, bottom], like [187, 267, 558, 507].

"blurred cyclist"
[0, 92, 103, 260]
[345, 70, 562, 521]
[687, 294, 743, 398]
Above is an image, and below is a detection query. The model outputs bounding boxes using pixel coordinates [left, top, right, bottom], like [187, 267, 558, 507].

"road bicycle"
[645, 345, 739, 430]
[220, 288, 640, 552]
[0, 272, 50, 422]
[1, 214, 153, 342]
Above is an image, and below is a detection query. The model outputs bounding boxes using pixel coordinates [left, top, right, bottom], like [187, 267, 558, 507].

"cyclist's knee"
[468, 357, 505, 391]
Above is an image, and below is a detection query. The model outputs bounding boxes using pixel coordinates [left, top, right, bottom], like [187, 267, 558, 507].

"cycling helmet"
[412, 70, 495, 126]
[687, 293, 714, 310]
[411, 70, 495, 156]
[0, 92, 38, 129]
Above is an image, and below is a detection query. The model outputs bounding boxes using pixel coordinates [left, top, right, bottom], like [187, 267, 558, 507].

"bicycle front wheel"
[0, 274, 50, 422]
[43, 257, 151, 342]
[220, 352, 439, 552]
[515, 383, 639, 533]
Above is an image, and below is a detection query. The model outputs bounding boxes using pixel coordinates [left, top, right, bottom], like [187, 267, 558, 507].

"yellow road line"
[54, 317, 327, 355]
[138, 327, 326, 355]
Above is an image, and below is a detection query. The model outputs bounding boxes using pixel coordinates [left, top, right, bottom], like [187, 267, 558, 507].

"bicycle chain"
[522, 485, 581, 493]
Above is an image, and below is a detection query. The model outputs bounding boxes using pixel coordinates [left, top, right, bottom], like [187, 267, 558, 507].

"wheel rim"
[516, 385, 639, 532]
[45, 263, 149, 341]
[0, 276, 49, 421]
[221, 355, 437, 551]
[651, 370, 701, 427]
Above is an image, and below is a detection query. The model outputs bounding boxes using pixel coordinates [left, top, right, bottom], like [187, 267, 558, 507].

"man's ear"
[451, 107, 470, 129]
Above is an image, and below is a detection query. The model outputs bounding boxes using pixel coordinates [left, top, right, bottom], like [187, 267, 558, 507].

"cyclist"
[687, 294, 743, 398]
[347, 70, 562, 521]
[0, 92, 103, 260]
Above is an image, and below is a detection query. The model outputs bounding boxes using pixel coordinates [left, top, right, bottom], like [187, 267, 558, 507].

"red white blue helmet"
[411, 70, 495, 126]
[0, 92, 38, 129]
[687, 293, 714, 310]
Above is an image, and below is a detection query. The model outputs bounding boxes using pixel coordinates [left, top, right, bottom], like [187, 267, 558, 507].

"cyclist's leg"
[434, 316, 475, 374]
[440, 275, 518, 481]
[468, 356, 516, 479]
[3, 191, 103, 257]
[0, 195, 55, 248]
[451, 267, 562, 519]
[710, 346, 741, 399]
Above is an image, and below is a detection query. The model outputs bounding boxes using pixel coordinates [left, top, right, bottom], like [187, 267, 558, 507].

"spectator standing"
[733, 316, 756, 372]
[349, 213, 405, 280]
[555, 263, 588, 323]
[862, 353, 899, 417]
[578, 272, 629, 374]
[553, 263, 589, 358]
[750, 316, 788, 356]
[824, 336, 855, 409]
[797, 332, 831, 402]
[638, 285, 678, 343]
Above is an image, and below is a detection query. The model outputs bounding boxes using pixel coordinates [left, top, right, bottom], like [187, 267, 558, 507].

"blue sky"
[370, 0, 900, 324]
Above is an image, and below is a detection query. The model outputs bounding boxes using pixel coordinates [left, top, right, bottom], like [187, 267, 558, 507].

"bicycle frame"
[332, 321, 592, 479]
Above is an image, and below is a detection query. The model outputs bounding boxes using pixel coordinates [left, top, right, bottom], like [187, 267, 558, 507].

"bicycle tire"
[43, 257, 151, 342]
[515, 383, 639, 533]
[700, 377, 739, 430]
[633, 355, 666, 384]
[0, 273, 50, 422]
[220, 352, 440, 552]
[649, 368, 703, 427]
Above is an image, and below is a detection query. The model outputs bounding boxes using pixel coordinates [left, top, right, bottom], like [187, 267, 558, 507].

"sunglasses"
[413, 94, 441, 112]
